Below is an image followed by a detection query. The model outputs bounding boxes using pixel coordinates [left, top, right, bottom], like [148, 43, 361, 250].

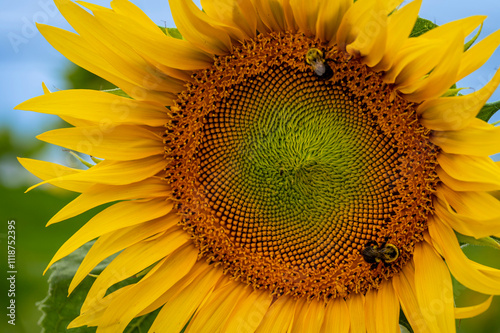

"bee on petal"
[305, 48, 333, 80]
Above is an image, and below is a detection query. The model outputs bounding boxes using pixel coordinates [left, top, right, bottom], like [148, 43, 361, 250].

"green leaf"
[410, 17, 438, 38]
[124, 310, 160, 333]
[38, 242, 156, 333]
[399, 309, 414, 333]
[90, 156, 103, 164]
[464, 23, 483, 51]
[38, 243, 101, 333]
[441, 87, 465, 97]
[68, 151, 94, 168]
[456, 233, 500, 250]
[158, 26, 184, 40]
[476, 100, 500, 122]
[103, 87, 131, 98]
[400, 325, 412, 333]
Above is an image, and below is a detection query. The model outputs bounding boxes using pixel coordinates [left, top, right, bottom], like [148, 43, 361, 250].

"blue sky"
[1, 0, 500, 148]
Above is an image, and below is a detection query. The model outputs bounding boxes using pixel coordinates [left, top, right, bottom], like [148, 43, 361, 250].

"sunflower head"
[16, 0, 500, 332]
[167, 29, 441, 300]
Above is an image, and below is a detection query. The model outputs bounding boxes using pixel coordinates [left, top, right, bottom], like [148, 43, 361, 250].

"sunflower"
[16, 0, 500, 331]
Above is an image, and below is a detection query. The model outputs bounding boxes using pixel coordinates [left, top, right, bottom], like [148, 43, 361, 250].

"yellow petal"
[436, 166, 499, 192]
[321, 298, 349, 333]
[221, 288, 273, 333]
[109, 0, 178, 39]
[455, 296, 494, 319]
[385, 15, 484, 86]
[337, 0, 388, 66]
[137, 260, 209, 317]
[355, 7, 389, 67]
[291, 0, 355, 40]
[201, 0, 257, 41]
[289, 0, 319, 37]
[80, 3, 213, 73]
[186, 282, 251, 333]
[383, 38, 444, 85]
[438, 153, 500, 191]
[148, 264, 224, 333]
[77, 0, 148, 37]
[95, 245, 197, 332]
[252, 0, 287, 33]
[37, 125, 164, 161]
[336, 0, 373, 48]
[18, 157, 90, 192]
[418, 66, 500, 131]
[54, 0, 187, 94]
[255, 296, 296, 333]
[413, 240, 455, 333]
[15, 89, 169, 126]
[315, 0, 351, 44]
[69, 214, 179, 294]
[428, 217, 500, 295]
[45, 198, 173, 272]
[373, 0, 421, 71]
[304, 300, 326, 333]
[366, 282, 400, 333]
[42, 82, 50, 94]
[282, 0, 297, 32]
[60, 115, 96, 127]
[431, 118, 500, 156]
[423, 15, 485, 40]
[458, 29, 500, 81]
[68, 285, 132, 328]
[434, 194, 500, 238]
[365, 288, 378, 333]
[347, 294, 366, 333]
[48, 178, 169, 224]
[291, 299, 325, 333]
[169, 0, 231, 55]
[393, 262, 433, 333]
[399, 32, 463, 102]
[77, 0, 212, 74]
[36, 24, 175, 105]
[438, 183, 500, 220]
[27, 156, 167, 191]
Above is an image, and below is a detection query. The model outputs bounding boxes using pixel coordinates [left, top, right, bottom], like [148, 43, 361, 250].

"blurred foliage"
[65, 66, 115, 91]
[0, 127, 45, 158]
[1, 185, 92, 333]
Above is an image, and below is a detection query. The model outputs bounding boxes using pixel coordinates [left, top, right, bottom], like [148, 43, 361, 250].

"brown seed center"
[165, 32, 439, 300]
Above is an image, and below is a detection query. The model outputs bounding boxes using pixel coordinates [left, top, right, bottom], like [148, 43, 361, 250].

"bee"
[305, 48, 333, 80]
[361, 241, 399, 269]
